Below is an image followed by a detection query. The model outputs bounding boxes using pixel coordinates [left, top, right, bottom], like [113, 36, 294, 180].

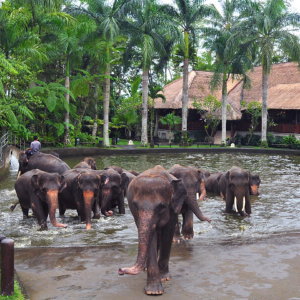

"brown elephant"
[119, 165, 211, 295]
[219, 167, 251, 216]
[250, 173, 261, 195]
[18, 152, 70, 176]
[205, 171, 224, 195]
[58, 169, 108, 229]
[14, 169, 67, 230]
[73, 157, 97, 170]
[168, 164, 210, 241]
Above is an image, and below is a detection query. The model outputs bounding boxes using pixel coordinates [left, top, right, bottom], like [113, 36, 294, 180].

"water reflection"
[1, 152, 300, 248]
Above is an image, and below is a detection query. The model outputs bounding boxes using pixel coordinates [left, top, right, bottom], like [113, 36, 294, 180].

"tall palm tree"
[161, 0, 217, 145]
[72, 0, 129, 147]
[123, 0, 167, 147]
[202, 0, 252, 145]
[239, 0, 300, 147]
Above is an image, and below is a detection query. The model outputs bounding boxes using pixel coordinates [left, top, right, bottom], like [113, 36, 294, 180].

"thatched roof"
[154, 70, 242, 120]
[228, 62, 300, 111]
[155, 62, 300, 121]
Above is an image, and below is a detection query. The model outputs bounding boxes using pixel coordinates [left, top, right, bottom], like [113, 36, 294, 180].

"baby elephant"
[14, 169, 67, 230]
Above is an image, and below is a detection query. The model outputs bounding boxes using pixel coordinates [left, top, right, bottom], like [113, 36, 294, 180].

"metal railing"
[0, 131, 26, 163]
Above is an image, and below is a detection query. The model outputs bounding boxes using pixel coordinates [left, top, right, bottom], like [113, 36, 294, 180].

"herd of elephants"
[11, 151, 261, 295]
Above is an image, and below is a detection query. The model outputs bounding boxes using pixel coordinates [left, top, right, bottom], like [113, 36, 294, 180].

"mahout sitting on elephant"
[18, 152, 70, 176]
[219, 166, 251, 216]
[13, 169, 67, 230]
[205, 171, 224, 195]
[119, 165, 211, 295]
[168, 164, 210, 241]
[58, 168, 108, 229]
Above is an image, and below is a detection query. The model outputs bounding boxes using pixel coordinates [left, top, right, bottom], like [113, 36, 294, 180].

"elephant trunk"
[186, 191, 211, 223]
[101, 190, 113, 216]
[119, 211, 155, 275]
[250, 185, 259, 195]
[83, 190, 94, 230]
[199, 181, 206, 201]
[47, 190, 67, 228]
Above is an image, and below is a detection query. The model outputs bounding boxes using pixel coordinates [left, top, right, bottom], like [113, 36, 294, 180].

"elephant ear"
[197, 170, 204, 190]
[121, 172, 129, 192]
[31, 174, 39, 191]
[59, 175, 67, 193]
[170, 179, 187, 214]
[225, 170, 230, 181]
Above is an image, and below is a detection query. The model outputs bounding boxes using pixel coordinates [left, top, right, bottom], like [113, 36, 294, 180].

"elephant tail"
[10, 201, 19, 212]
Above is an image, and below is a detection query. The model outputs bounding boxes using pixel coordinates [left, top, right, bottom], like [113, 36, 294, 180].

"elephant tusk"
[234, 196, 238, 212]
[242, 196, 246, 212]
[17, 171, 21, 178]
[196, 193, 199, 200]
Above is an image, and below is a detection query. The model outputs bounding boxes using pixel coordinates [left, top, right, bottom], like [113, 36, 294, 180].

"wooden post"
[1, 238, 14, 296]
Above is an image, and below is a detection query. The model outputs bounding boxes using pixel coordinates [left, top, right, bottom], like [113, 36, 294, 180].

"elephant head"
[18, 152, 28, 176]
[31, 172, 67, 229]
[226, 169, 251, 216]
[249, 173, 261, 195]
[75, 171, 107, 229]
[100, 168, 128, 216]
[119, 165, 187, 276]
[168, 165, 211, 222]
[83, 157, 97, 170]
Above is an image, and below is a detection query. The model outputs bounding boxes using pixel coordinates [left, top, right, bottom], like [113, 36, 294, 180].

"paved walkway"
[15, 233, 300, 300]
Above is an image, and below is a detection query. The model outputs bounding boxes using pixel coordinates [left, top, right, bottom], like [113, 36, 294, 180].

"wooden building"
[154, 62, 300, 141]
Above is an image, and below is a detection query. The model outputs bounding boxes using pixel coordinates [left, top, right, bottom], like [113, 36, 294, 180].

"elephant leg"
[117, 192, 125, 214]
[182, 208, 194, 239]
[92, 201, 101, 219]
[225, 189, 234, 213]
[59, 201, 66, 216]
[245, 197, 252, 215]
[31, 205, 47, 230]
[21, 206, 29, 219]
[172, 217, 182, 243]
[145, 231, 164, 295]
[158, 214, 177, 281]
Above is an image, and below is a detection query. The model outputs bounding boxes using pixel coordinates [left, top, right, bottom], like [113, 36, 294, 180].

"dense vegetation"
[1, 0, 299, 147]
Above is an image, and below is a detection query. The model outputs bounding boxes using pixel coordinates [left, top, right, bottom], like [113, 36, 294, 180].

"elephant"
[105, 166, 135, 196]
[73, 157, 97, 170]
[168, 164, 210, 241]
[13, 169, 67, 230]
[129, 169, 140, 176]
[100, 167, 129, 216]
[58, 169, 108, 229]
[18, 152, 70, 176]
[205, 171, 224, 195]
[250, 173, 261, 195]
[118, 165, 211, 295]
[219, 167, 251, 216]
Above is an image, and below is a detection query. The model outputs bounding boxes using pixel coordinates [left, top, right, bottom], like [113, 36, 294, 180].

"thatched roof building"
[228, 62, 300, 111]
[154, 70, 242, 120]
[155, 62, 300, 121]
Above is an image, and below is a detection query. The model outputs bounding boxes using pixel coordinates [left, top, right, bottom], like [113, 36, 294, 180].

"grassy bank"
[0, 273, 25, 300]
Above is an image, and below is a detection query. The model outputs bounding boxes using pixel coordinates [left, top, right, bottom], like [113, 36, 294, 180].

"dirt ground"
[15, 233, 300, 300]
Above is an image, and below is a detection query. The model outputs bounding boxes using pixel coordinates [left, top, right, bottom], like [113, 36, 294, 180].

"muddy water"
[1, 152, 300, 248]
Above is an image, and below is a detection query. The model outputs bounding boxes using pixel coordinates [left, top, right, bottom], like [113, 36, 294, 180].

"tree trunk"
[221, 70, 228, 145]
[141, 68, 149, 147]
[181, 57, 189, 145]
[79, 82, 92, 125]
[63, 59, 70, 145]
[261, 70, 269, 144]
[103, 62, 110, 147]
[92, 84, 99, 138]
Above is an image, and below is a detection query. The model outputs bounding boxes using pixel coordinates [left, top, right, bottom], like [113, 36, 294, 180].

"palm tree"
[123, 0, 168, 147]
[72, 0, 129, 147]
[161, 0, 217, 145]
[202, 0, 252, 145]
[159, 112, 181, 144]
[239, 0, 300, 147]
